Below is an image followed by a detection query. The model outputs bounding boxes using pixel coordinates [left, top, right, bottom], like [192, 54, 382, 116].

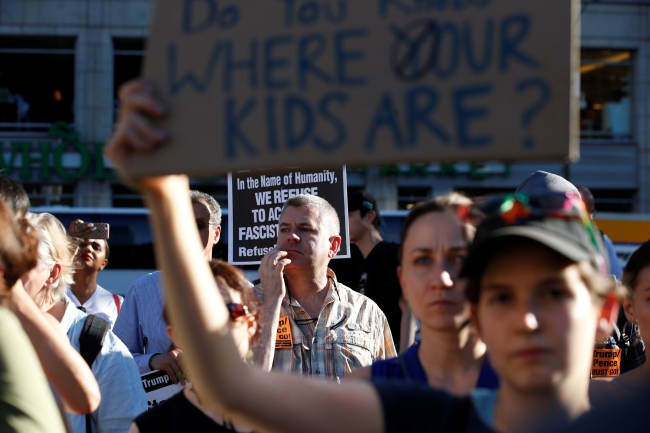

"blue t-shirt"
[374, 381, 496, 432]
[370, 342, 500, 389]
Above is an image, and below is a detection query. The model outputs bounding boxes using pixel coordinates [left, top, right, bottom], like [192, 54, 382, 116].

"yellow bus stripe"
[595, 220, 650, 244]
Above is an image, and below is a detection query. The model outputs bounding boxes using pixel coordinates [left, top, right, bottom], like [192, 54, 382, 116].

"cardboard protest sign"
[141, 370, 185, 409]
[130, 0, 580, 177]
[228, 166, 349, 265]
[591, 348, 622, 378]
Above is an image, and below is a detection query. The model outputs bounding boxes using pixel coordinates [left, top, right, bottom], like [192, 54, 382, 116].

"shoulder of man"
[129, 271, 162, 292]
[336, 282, 386, 318]
[120, 272, 162, 307]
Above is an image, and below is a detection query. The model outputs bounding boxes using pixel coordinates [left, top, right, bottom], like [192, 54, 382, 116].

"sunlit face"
[476, 242, 599, 392]
[624, 265, 650, 345]
[278, 206, 340, 271]
[399, 211, 468, 331]
[76, 239, 108, 271]
[192, 201, 220, 261]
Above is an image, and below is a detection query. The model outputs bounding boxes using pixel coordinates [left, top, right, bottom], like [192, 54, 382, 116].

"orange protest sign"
[591, 348, 622, 378]
[275, 316, 293, 349]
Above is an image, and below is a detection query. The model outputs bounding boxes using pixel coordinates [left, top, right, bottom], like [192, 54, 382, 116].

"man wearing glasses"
[253, 194, 396, 381]
[114, 190, 222, 384]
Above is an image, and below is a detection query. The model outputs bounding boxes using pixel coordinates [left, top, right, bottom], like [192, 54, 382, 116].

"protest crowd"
[0, 0, 650, 422]
[0, 78, 648, 433]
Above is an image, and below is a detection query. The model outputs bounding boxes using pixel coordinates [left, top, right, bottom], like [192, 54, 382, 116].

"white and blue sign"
[129, 0, 579, 177]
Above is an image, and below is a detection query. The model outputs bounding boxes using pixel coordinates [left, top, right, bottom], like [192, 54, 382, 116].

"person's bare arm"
[345, 365, 372, 381]
[9, 281, 101, 414]
[252, 248, 291, 371]
[103, 80, 385, 433]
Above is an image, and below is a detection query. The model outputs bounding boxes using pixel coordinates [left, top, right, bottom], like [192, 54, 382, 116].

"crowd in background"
[0, 80, 648, 433]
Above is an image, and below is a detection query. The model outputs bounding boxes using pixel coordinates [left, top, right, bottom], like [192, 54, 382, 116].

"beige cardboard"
[130, 0, 580, 177]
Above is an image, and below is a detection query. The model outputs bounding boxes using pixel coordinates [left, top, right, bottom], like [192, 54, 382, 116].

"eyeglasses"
[226, 302, 249, 321]
[461, 191, 608, 275]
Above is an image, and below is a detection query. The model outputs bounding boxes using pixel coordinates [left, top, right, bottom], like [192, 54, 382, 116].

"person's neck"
[70, 269, 99, 305]
[284, 268, 331, 318]
[418, 324, 486, 395]
[44, 299, 67, 323]
[494, 377, 590, 432]
[354, 229, 383, 259]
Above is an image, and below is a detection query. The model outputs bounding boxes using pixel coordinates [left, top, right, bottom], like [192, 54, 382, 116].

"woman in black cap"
[107, 82, 620, 433]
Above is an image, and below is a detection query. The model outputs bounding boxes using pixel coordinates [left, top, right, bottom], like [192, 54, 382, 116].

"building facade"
[0, 0, 647, 212]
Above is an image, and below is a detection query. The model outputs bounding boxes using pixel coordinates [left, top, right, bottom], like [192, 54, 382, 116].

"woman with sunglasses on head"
[107, 81, 619, 433]
[347, 194, 499, 394]
[132, 260, 259, 433]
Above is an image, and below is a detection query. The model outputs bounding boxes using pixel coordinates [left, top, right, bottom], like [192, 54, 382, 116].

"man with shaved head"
[253, 194, 396, 381]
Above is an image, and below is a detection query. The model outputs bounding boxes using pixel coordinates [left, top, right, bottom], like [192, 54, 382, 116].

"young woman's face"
[476, 242, 599, 392]
[398, 211, 468, 331]
[624, 265, 650, 344]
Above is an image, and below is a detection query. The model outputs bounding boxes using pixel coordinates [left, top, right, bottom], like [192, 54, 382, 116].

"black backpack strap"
[79, 315, 110, 367]
[79, 315, 110, 433]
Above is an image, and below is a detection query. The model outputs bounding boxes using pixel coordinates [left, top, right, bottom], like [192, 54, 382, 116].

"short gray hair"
[189, 190, 222, 226]
[281, 194, 340, 237]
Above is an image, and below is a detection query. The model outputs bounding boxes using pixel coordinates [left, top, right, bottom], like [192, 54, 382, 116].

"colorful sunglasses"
[461, 191, 608, 276]
[226, 302, 249, 321]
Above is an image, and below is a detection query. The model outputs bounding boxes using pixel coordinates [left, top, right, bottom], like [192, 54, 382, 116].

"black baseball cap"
[348, 191, 380, 227]
[460, 193, 607, 279]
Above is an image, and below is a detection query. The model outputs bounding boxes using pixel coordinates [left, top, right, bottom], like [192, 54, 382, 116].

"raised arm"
[104, 80, 385, 433]
[9, 280, 101, 415]
[252, 247, 293, 371]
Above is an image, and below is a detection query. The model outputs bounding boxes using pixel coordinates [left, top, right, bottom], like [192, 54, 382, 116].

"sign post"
[129, 0, 580, 177]
[228, 166, 349, 265]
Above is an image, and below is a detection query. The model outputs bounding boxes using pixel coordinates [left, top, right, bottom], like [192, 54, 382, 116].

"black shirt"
[135, 391, 236, 433]
[374, 381, 494, 433]
[355, 241, 402, 340]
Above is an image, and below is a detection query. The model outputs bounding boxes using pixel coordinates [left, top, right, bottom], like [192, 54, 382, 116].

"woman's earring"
[245, 349, 254, 366]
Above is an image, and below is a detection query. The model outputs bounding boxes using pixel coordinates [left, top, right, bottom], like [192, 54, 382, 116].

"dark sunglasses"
[226, 302, 249, 321]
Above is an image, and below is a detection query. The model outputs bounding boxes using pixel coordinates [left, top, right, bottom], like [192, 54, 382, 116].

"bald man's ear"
[328, 235, 342, 258]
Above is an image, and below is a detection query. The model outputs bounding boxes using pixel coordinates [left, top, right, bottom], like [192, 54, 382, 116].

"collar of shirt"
[282, 268, 347, 324]
[60, 295, 86, 334]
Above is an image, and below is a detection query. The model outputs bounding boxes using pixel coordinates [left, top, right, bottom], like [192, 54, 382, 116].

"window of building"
[0, 37, 75, 131]
[580, 49, 633, 142]
[112, 178, 228, 208]
[590, 189, 635, 213]
[113, 38, 145, 121]
[398, 187, 431, 210]
[24, 183, 75, 207]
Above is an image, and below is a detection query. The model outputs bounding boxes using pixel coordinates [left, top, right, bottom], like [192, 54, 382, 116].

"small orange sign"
[275, 316, 293, 349]
[591, 348, 622, 378]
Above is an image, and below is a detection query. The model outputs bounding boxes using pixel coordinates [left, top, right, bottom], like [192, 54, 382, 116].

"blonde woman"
[22, 213, 147, 433]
